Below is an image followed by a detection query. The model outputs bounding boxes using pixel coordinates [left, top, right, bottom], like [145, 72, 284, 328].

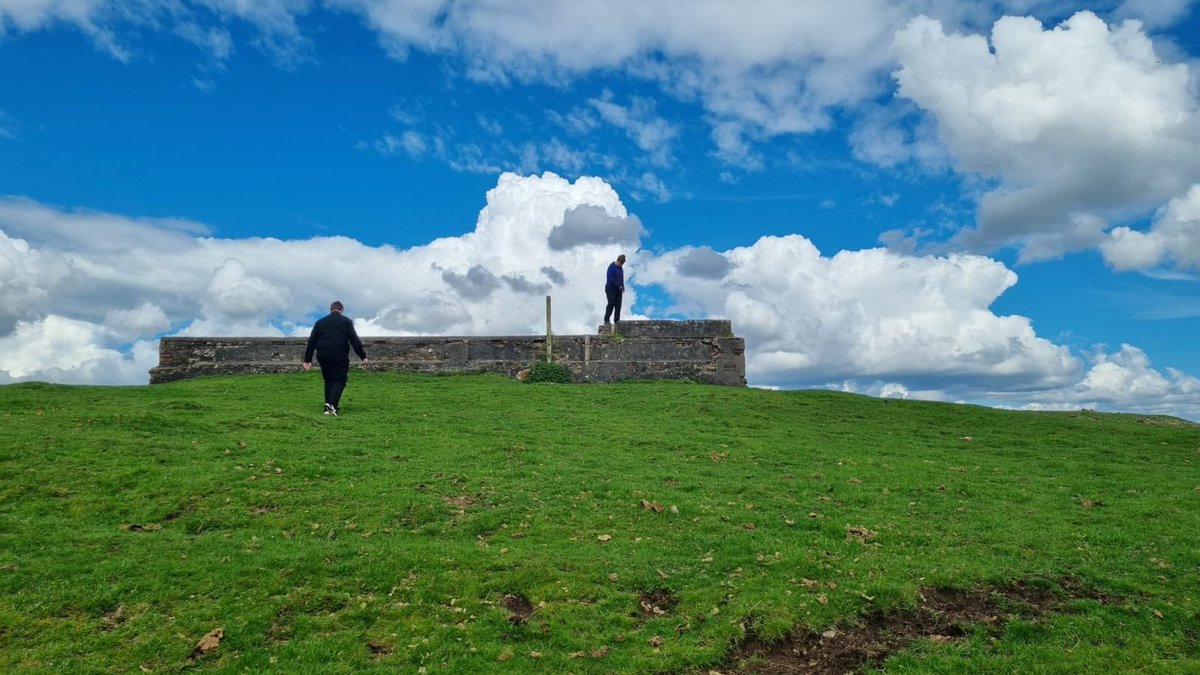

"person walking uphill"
[303, 301, 367, 416]
[603, 253, 626, 327]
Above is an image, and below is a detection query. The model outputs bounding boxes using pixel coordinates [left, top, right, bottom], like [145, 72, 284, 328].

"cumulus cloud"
[980, 343, 1200, 420]
[675, 246, 733, 279]
[893, 11, 1200, 263]
[203, 258, 292, 319]
[547, 204, 645, 251]
[104, 303, 171, 341]
[0, 172, 647, 381]
[2, 172, 1199, 420]
[0, 315, 157, 384]
[441, 264, 502, 301]
[639, 235, 1081, 390]
[1102, 183, 1200, 270]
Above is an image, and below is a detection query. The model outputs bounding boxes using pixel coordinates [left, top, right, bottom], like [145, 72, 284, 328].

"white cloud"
[1113, 0, 1194, 29]
[104, 303, 171, 341]
[3, 173, 1199, 421]
[334, 0, 960, 163]
[0, 0, 124, 59]
[675, 246, 732, 280]
[987, 343, 1200, 420]
[893, 11, 1200, 263]
[1102, 183, 1200, 270]
[547, 204, 645, 251]
[589, 92, 678, 166]
[639, 235, 1081, 390]
[0, 315, 157, 384]
[203, 258, 292, 319]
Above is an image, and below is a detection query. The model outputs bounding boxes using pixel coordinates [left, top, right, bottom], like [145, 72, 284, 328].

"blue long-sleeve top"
[606, 262, 624, 291]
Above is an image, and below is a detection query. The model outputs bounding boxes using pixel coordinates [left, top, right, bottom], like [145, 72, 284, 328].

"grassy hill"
[1, 372, 1198, 673]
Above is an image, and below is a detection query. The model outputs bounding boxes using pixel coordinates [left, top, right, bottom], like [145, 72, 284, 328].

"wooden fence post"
[545, 295, 552, 362]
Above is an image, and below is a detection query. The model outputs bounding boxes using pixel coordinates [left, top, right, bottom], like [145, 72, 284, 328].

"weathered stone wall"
[150, 320, 746, 386]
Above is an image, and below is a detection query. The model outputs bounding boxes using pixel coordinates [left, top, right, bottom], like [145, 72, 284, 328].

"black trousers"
[604, 285, 623, 323]
[318, 357, 350, 409]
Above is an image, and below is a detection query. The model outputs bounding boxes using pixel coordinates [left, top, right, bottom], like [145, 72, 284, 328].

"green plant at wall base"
[525, 360, 572, 383]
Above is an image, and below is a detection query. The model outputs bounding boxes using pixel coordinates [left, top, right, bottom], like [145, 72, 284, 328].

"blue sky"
[1, 0, 1199, 420]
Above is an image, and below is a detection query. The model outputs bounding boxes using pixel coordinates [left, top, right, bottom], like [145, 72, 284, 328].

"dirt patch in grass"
[367, 639, 394, 659]
[442, 494, 477, 508]
[500, 593, 535, 624]
[720, 578, 1118, 674]
[265, 606, 293, 644]
[638, 589, 678, 620]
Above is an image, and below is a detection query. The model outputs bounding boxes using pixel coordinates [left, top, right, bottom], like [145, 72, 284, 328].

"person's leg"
[604, 286, 619, 323]
[613, 290, 622, 323]
[325, 359, 350, 411]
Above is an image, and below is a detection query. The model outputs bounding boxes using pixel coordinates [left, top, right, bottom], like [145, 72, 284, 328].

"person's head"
[330, 300, 344, 314]
[616, 254, 626, 267]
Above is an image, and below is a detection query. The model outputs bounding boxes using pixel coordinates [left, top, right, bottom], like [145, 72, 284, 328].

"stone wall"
[149, 320, 746, 386]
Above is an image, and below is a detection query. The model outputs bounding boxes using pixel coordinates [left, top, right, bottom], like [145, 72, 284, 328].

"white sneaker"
[324, 403, 336, 416]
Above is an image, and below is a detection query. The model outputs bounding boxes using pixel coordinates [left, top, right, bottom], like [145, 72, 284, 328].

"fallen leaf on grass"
[1081, 499, 1096, 508]
[817, 594, 829, 605]
[657, 569, 669, 580]
[1153, 609, 1164, 619]
[959, 436, 975, 442]
[189, 627, 224, 660]
[640, 499, 664, 513]
[608, 573, 619, 582]
[742, 522, 756, 530]
[649, 635, 664, 647]
[120, 523, 162, 532]
[597, 534, 612, 542]
[497, 648, 513, 662]
[848, 478, 862, 485]
[590, 646, 609, 658]
[529, 651, 542, 658]
[846, 525, 878, 542]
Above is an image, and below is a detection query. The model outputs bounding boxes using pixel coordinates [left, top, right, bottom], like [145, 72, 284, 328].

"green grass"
[1, 372, 1198, 673]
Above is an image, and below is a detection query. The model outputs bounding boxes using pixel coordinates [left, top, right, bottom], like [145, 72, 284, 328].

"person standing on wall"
[603, 253, 626, 328]
[303, 300, 368, 416]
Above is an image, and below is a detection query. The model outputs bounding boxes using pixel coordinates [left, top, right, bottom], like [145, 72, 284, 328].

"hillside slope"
[2, 373, 1198, 673]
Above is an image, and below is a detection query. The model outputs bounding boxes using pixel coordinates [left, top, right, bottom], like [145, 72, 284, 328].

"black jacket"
[304, 312, 366, 363]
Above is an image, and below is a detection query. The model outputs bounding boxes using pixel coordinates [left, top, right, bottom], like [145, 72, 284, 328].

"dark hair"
[330, 301, 344, 312]
[617, 254, 626, 262]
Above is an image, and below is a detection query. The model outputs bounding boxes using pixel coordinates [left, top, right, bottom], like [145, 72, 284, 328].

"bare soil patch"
[719, 578, 1117, 674]
[500, 593, 535, 624]
[638, 588, 678, 620]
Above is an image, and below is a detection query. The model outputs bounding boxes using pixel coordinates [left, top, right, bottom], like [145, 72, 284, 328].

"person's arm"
[348, 319, 367, 362]
[303, 322, 319, 369]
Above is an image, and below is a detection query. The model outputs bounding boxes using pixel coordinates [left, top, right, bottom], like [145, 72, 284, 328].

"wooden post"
[545, 295, 553, 362]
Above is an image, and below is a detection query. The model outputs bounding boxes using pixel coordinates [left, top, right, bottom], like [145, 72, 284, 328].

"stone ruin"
[150, 319, 746, 386]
